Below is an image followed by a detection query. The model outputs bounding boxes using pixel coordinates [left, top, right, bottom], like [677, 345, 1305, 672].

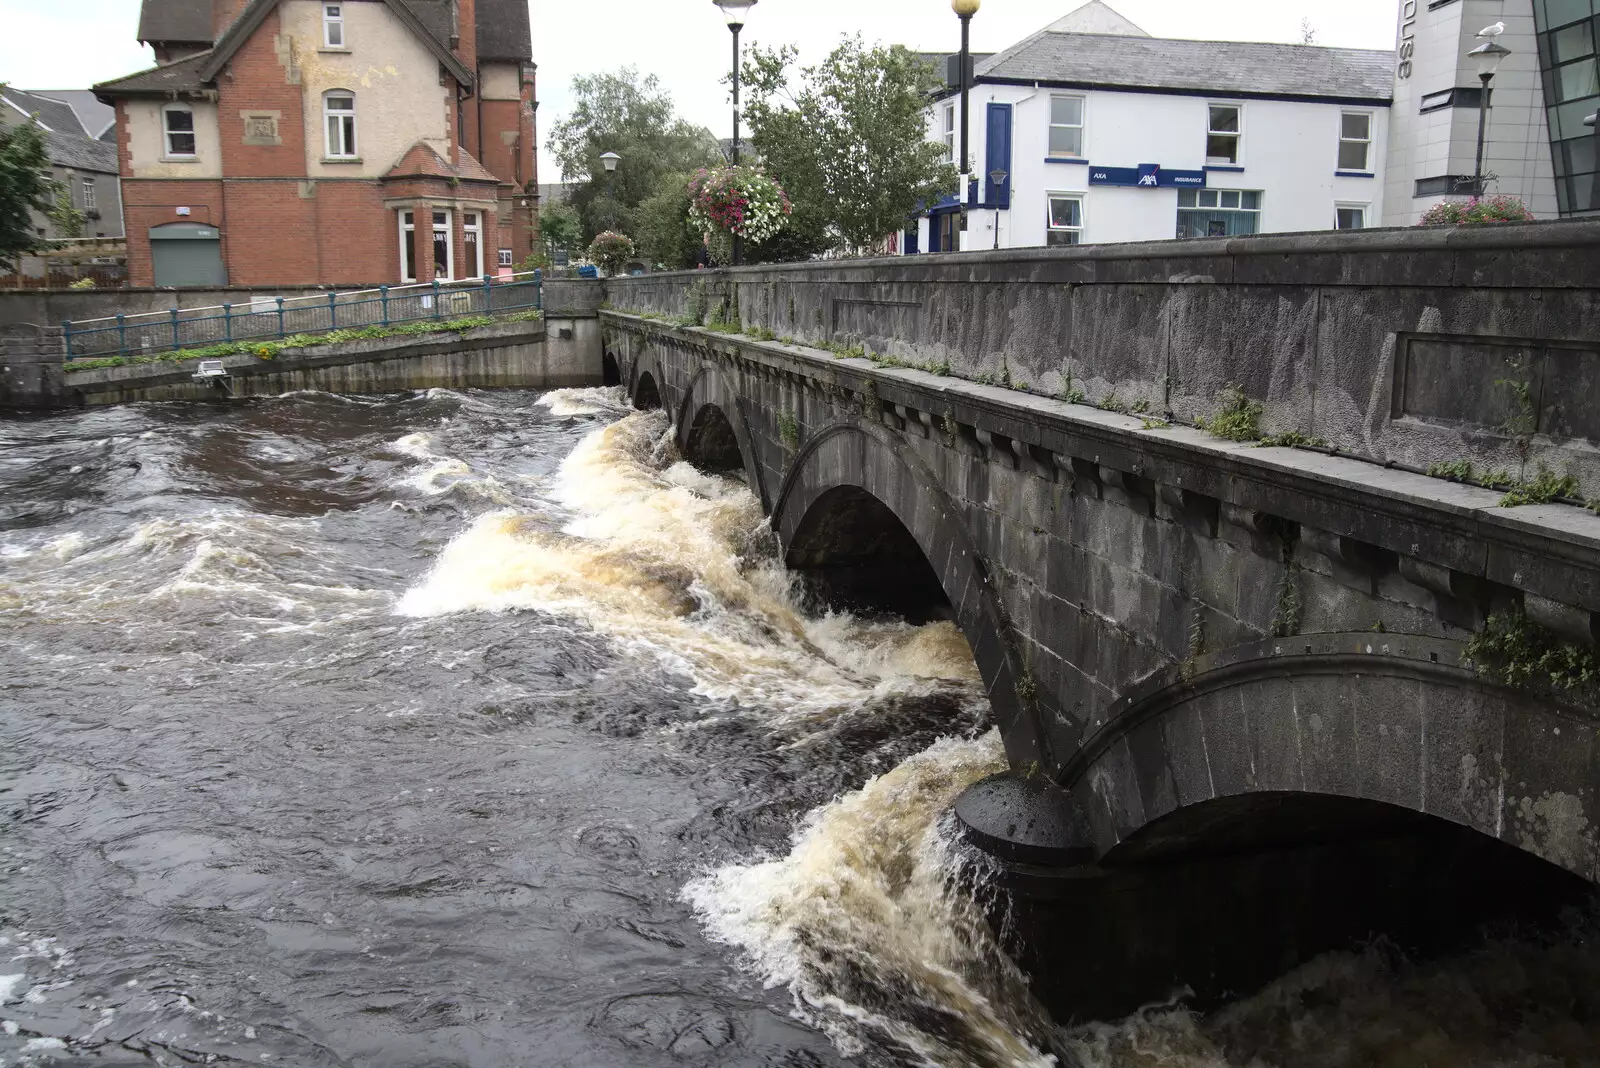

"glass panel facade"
[1535, 0, 1600, 214]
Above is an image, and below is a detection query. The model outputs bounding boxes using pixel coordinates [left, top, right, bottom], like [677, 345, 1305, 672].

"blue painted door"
[985, 103, 1012, 209]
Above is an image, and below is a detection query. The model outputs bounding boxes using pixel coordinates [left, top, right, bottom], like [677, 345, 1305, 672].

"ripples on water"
[3, 388, 1598, 1068]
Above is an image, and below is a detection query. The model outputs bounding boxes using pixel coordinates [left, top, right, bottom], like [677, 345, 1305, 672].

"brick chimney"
[213, 0, 252, 38]
[453, 0, 477, 74]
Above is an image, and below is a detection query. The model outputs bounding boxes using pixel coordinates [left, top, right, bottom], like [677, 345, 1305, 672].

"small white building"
[907, 1, 1394, 252]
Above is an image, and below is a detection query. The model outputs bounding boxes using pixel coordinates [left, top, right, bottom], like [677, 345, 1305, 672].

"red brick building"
[95, 0, 538, 288]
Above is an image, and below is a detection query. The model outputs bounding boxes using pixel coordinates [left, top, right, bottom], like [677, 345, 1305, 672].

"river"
[3, 388, 1597, 1068]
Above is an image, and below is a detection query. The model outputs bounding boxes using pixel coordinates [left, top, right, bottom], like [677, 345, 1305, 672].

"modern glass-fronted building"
[1534, 0, 1600, 213]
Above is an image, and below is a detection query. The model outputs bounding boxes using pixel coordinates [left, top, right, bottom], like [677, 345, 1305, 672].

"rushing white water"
[393, 394, 1600, 1068]
[398, 409, 981, 724]
[684, 731, 1059, 1068]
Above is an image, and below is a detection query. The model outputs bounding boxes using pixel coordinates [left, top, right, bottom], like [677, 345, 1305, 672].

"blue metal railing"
[62, 274, 543, 361]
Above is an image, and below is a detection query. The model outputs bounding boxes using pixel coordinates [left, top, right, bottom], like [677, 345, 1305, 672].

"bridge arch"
[601, 350, 621, 387]
[1063, 632, 1600, 883]
[772, 421, 1045, 764]
[674, 366, 768, 507]
[631, 368, 663, 411]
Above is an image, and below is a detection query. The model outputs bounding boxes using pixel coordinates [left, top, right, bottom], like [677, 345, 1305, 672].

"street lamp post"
[1466, 40, 1512, 196]
[599, 151, 621, 232]
[953, 0, 980, 247]
[713, 0, 757, 265]
[988, 167, 1007, 249]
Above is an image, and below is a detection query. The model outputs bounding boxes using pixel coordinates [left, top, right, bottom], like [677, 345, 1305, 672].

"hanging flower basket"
[1416, 195, 1536, 226]
[588, 231, 636, 275]
[688, 165, 793, 262]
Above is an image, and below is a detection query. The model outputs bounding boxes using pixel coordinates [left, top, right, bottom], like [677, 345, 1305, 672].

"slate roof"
[474, 0, 532, 62]
[44, 130, 120, 174]
[134, 0, 531, 62]
[94, 51, 213, 97]
[974, 31, 1395, 102]
[34, 90, 117, 138]
[3, 88, 85, 136]
[1046, 1, 1149, 37]
[2, 89, 120, 174]
[137, 0, 211, 43]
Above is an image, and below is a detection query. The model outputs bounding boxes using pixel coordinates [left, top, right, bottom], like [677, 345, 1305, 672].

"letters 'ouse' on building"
[95, 0, 537, 288]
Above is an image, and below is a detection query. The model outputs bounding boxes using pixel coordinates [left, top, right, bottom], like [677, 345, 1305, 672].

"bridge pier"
[958, 781, 1593, 1020]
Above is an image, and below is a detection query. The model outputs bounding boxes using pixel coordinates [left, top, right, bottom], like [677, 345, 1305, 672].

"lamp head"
[952, 0, 980, 16]
[599, 151, 621, 172]
[1586, 112, 1597, 129]
[713, 0, 756, 27]
[1467, 40, 1512, 79]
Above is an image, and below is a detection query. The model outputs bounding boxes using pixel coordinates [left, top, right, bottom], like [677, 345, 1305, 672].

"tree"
[0, 101, 56, 271]
[1300, 18, 1318, 44]
[537, 198, 582, 261]
[634, 171, 702, 270]
[546, 68, 721, 242]
[742, 38, 958, 253]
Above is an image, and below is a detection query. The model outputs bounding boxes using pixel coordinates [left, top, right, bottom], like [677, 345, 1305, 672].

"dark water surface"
[0, 389, 1000, 1067]
[7, 388, 1600, 1068]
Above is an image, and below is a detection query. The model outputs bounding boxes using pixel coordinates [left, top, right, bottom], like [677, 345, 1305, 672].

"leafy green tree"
[0, 102, 56, 270]
[537, 198, 583, 260]
[547, 68, 721, 242]
[742, 38, 958, 253]
[634, 171, 702, 270]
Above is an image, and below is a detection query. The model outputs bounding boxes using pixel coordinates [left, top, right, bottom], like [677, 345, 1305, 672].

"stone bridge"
[602, 223, 1600, 1016]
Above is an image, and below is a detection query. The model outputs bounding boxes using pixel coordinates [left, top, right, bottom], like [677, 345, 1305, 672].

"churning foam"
[535, 385, 632, 418]
[683, 731, 1057, 1067]
[397, 412, 980, 719]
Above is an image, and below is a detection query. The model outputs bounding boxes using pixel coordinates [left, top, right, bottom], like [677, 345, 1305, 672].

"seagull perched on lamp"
[1478, 21, 1506, 38]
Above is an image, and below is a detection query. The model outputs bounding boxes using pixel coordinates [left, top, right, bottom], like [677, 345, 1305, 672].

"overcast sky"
[1, 0, 1404, 180]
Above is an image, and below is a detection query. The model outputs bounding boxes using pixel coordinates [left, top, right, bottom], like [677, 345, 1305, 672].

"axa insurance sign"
[1090, 164, 1207, 188]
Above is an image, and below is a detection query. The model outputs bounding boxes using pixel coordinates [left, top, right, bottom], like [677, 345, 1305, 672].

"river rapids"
[3, 388, 1598, 1067]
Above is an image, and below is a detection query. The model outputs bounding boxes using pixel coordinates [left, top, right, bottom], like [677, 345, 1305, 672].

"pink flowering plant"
[688, 165, 792, 261]
[1417, 195, 1536, 226]
[587, 231, 636, 275]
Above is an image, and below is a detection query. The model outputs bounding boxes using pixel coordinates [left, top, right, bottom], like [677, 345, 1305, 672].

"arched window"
[323, 91, 356, 158]
[163, 105, 195, 158]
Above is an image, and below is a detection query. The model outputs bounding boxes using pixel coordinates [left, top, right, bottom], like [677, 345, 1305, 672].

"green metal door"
[149, 223, 226, 287]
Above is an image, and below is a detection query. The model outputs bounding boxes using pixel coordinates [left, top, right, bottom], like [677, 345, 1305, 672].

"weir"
[601, 223, 1600, 1020]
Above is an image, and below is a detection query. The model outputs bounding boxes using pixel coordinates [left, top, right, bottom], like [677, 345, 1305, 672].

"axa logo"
[1137, 173, 1158, 186]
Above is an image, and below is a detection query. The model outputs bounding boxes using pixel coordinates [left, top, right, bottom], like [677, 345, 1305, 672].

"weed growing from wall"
[1499, 466, 1580, 507]
[1466, 611, 1599, 708]
[776, 409, 800, 448]
[1202, 385, 1264, 442]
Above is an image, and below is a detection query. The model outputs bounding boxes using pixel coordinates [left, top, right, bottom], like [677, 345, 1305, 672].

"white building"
[908, 1, 1395, 251]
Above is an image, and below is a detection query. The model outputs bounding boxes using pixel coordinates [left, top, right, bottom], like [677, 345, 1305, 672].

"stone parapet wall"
[604, 221, 1600, 492]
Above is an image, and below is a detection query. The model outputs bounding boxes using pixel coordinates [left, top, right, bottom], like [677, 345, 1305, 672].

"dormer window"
[323, 3, 344, 48]
[163, 105, 196, 157]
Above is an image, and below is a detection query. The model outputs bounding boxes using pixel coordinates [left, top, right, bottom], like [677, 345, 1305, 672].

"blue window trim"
[1203, 164, 1245, 172]
[1044, 156, 1089, 164]
[1335, 170, 1376, 178]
